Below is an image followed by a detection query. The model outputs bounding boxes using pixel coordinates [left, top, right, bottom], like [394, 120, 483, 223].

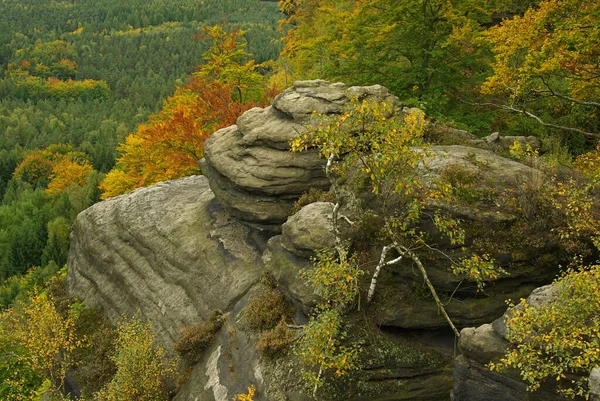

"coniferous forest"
[1, 0, 600, 400]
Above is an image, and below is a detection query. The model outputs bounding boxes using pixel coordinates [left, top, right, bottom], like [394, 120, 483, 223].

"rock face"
[364, 145, 560, 329]
[590, 368, 600, 401]
[200, 80, 401, 231]
[67, 81, 573, 401]
[453, 284, 567, 401]
[66, 176, 266, 350]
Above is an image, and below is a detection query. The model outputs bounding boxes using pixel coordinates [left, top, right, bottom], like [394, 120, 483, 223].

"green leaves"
[492, 265, 600, 398]
[295, 309, 360, 393]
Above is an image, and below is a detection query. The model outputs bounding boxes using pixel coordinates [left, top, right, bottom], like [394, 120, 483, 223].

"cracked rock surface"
[200, 80, 402, 231]
[66, 175, 266, 351]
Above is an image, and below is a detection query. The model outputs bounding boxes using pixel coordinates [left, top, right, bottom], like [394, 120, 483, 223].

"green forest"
[0, 0, 282, 291]
[1, 0, 599, 399]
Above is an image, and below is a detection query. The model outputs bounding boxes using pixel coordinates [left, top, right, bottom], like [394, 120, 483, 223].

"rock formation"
[200, 80, 401, 231]
[453, 285, 570, 401]
[67, 80, 575, 400]
[66, 176, 267, 351]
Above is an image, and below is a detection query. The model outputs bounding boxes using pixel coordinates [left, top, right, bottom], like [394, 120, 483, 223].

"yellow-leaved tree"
[0, 293, 79, 398]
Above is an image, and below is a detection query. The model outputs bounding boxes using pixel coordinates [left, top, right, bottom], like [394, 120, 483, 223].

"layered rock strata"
[66, 176, 266, 350]
[200, 80, 401, 231]
[453, 285, 566, 401]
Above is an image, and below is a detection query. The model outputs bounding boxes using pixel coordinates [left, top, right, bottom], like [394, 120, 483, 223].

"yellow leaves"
[46, 158, 93, 195]
[233, 385, 257, 401]
[451, 253, 506, 291]
[493, 265, 600, 398]
[99, 315, 171, 401]
[1, 292, 78, 393]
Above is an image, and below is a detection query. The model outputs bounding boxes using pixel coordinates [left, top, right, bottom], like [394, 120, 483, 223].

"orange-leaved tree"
[13, 144, 94, 194]
[100, 25, 277, 199]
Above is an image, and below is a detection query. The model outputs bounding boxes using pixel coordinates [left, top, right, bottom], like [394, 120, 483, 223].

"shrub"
[243, 289, 290, 331]
[233, 385, 257, 401]
[257, 321, 293, 357]
[71, 307, 118, 397]
[173, 309, 224, 364]
[293, 188, 335, 213]
[490, 265, 600, 398]
[96, 315, 172, 401]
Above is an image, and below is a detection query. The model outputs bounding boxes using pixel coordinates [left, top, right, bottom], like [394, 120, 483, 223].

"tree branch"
[460, 99, 600, 139]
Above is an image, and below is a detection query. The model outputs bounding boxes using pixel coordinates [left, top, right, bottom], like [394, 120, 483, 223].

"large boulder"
[366, 145, 561, 328]
[453, 283, 568, 401]
[200, 80, 402, 231]
[280, 201, 337, 258]
[66, 176, 266, 350]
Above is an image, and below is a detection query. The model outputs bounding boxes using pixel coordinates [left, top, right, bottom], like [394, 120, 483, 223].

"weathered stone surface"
[453, 355, 560, 401]
[200, 80, 403, 230]
[492, 284, 559, 341]
[174, 282, 454, 401]
[281, 201, 337, 257]
[373, 283, 534, 329]
[368, 145, 559, 329]
[590, 368, 600, 401]
[273, 80, 401, 121]
[173, 284, 268, 401]
[453, 282, 576, 401]
[459, 324, 510, 362]
[479, 132, 542, 153]
[262, 235, 316, 314]
[66, 176, 266, 351]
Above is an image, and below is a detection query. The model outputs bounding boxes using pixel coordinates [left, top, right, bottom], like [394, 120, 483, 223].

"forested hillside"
[0, 0, 282, 302]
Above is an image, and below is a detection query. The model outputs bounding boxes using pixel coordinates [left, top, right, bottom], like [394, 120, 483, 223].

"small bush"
[293, 188, 335, 213]
[96, 315, 172, 401]
[257, 321, 293, 357]
[243, 289, 290, 331]
[173, 310, 224, 364]
[72, 307, 118, 397]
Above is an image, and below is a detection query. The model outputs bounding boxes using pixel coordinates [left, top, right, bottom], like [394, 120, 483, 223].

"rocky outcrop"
[478, 132, 542, 153]
[66, 176, 266, 351]
[453, 285, 567, 401]
[67, 80, 572, 400]
[362, 145, 559, 328]
[174, 283, 454, 401]
[590, 368, 600, 401]
[66, 175, 456, 401]
[200, 80, 401, 231]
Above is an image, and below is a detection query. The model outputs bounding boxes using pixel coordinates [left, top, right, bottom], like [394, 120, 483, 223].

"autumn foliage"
[100, 26, 278, 199]
[13, 144, 94, 194]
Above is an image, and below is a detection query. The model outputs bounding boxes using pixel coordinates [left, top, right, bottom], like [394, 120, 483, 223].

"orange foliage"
[13, 153, 54, 187]
[46, 158, 93, 195]
[13, 145, 94, 194]
[100, 78, 261, 198]
[100, 25, 279, 199]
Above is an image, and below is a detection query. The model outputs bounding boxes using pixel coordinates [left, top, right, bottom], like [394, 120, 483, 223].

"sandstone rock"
[368, 145, 559, 329]
[481, 132, 542, 153]
[373, 284, 534, 329]
[459, 324, 510, 362]
[173, 284, 268, 401]
[280, 201, 337, 257]
[66, 176, 266, 351]
[175, 282, 454, 401]
[262, 235, 316, 314]
[590, 368, 600, 401]
[200, 80, 402, 231]
[453, 282, 573, 401]
[453, 355, 560, 401]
